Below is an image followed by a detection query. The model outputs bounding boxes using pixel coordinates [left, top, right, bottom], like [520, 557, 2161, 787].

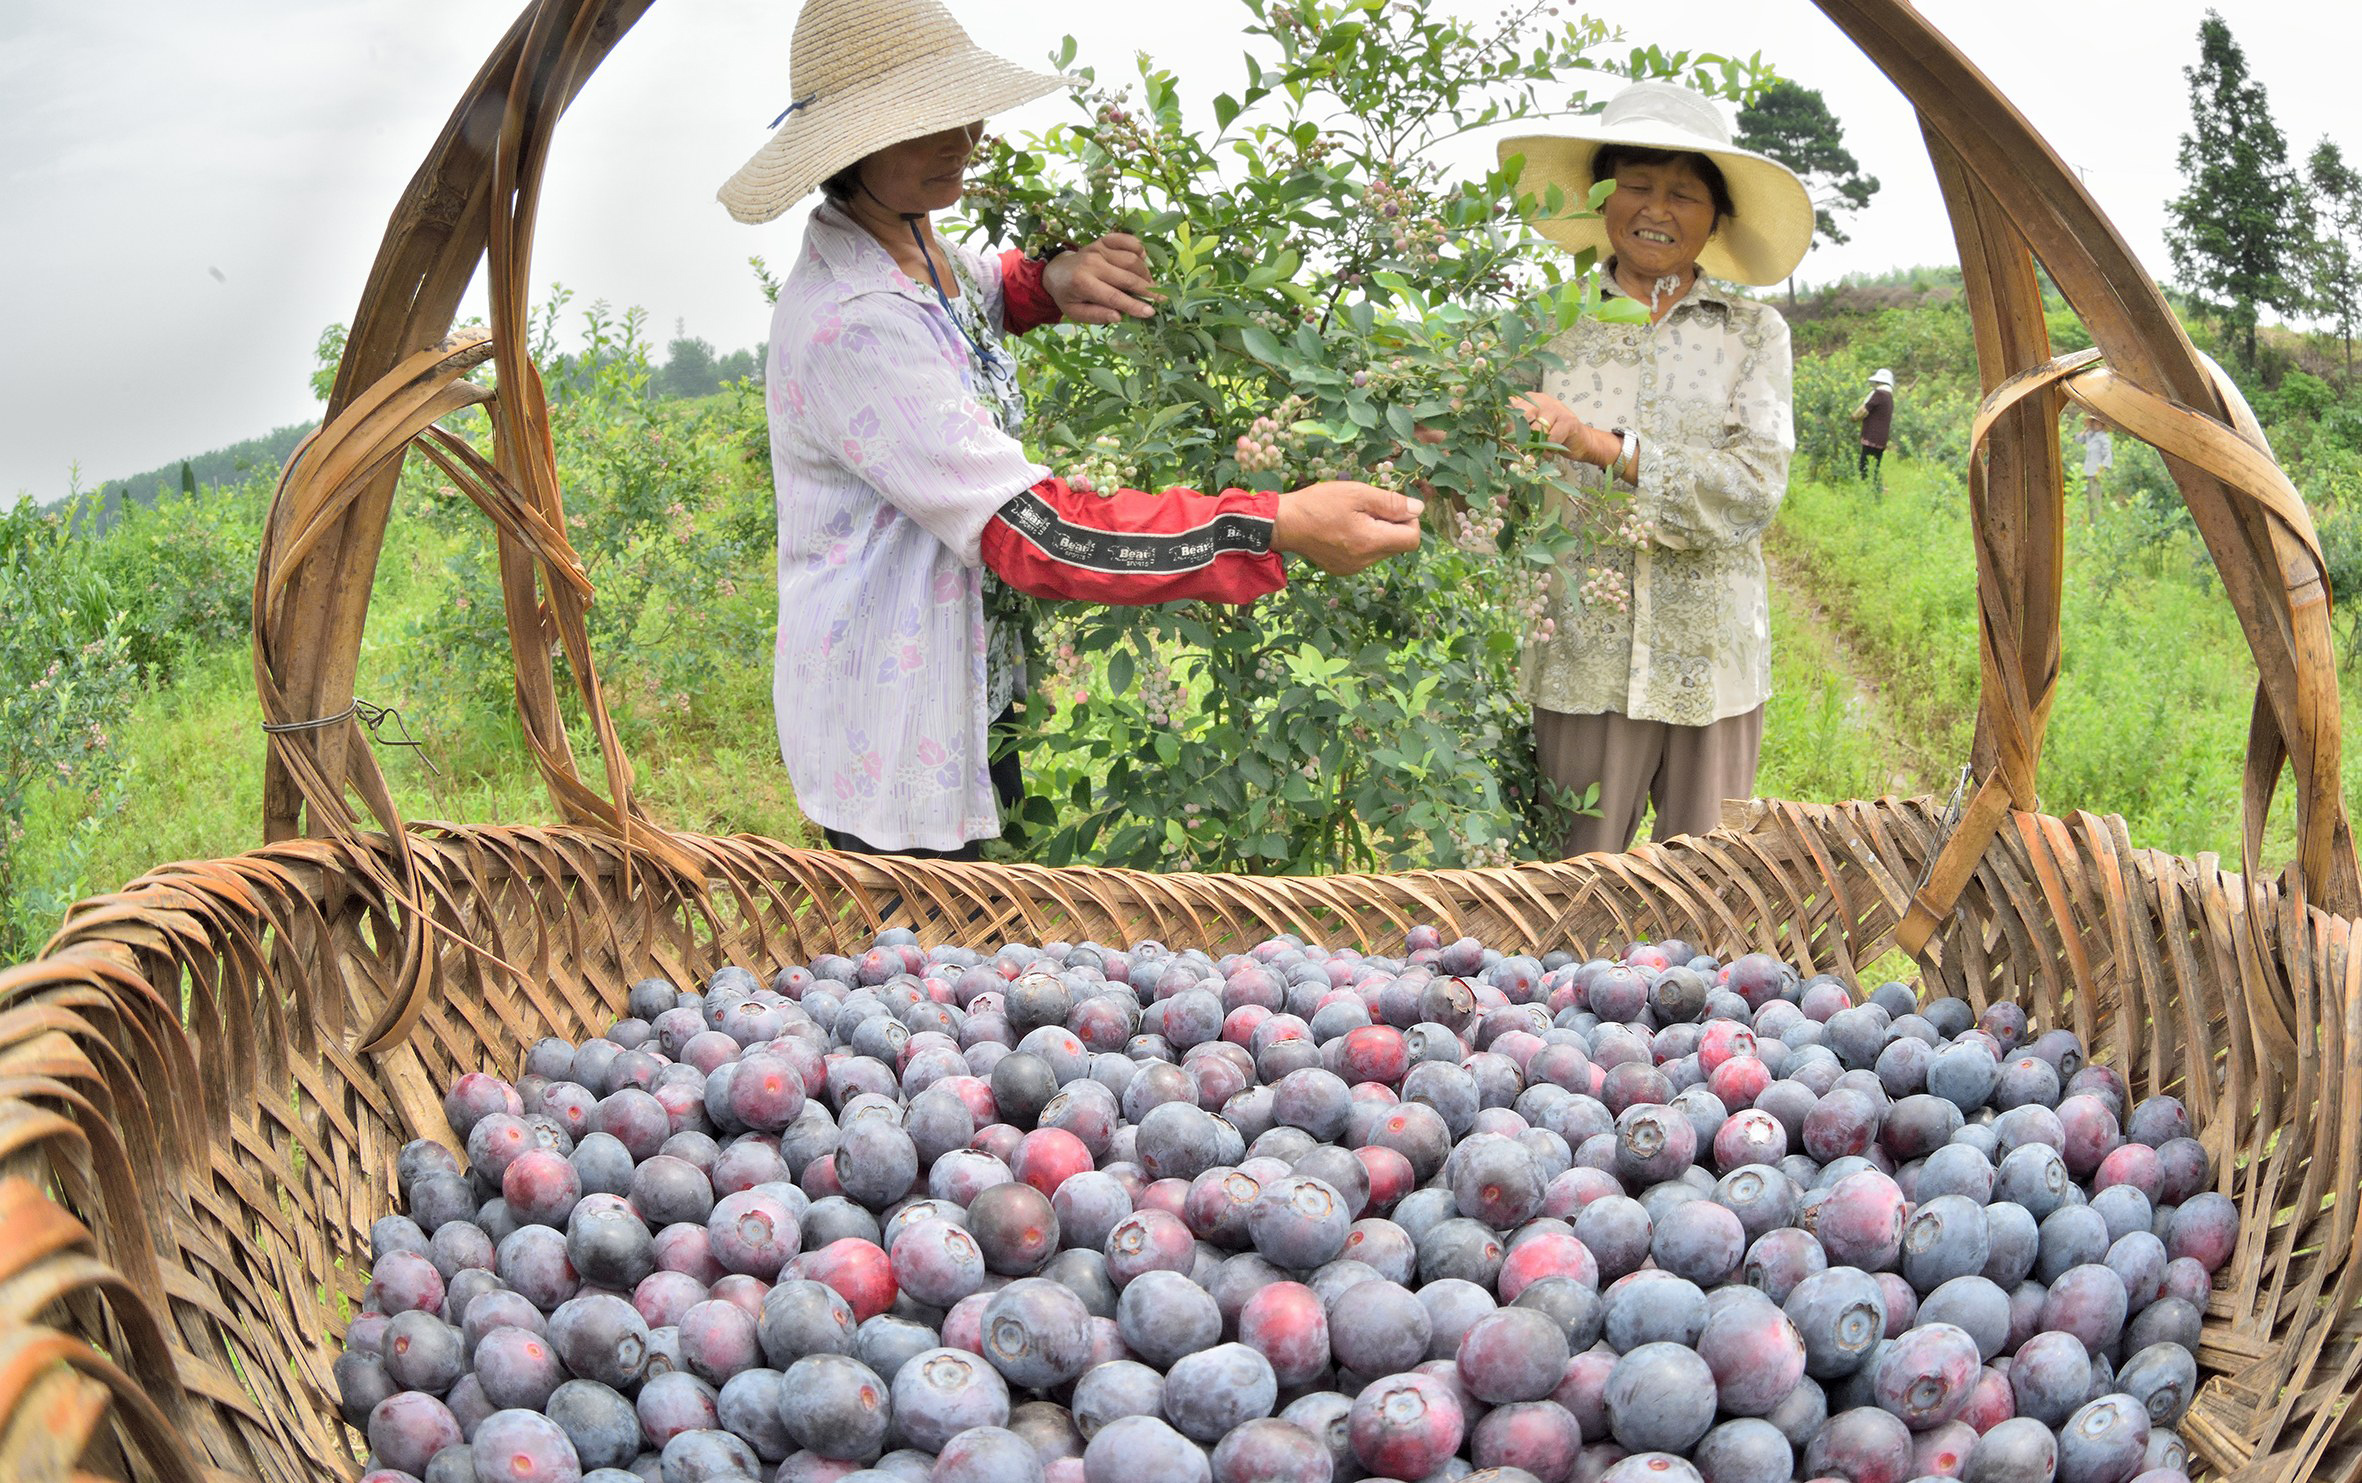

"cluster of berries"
[1364, 173, 1448, 269]
[1446, 823, 1518, 870]
[1231, 398, 1314, 481]
[1133, 647, 1186, 732]
[1029, 640, 1085, 720]
[1450, 502, 1508, 557]
[1576, 565, 1631, 617]
[1062, 437, 1136, 499]
[1235, 415, 1292, 476]
[1288, 132, 1341, 171]
[1500, 567, 1557, 647]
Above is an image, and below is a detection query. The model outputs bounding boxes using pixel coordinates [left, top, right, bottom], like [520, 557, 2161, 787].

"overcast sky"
[0, 1, 2340, 503]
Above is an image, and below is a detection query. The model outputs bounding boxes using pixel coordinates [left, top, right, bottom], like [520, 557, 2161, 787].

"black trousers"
[822, 706, 1024, 859]
[1858, 444, 1886, 481]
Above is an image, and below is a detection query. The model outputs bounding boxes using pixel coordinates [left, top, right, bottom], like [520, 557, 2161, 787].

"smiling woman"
[1496, 80, 1815, 856]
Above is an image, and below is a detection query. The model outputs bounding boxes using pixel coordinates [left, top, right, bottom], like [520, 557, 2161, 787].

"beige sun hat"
[1870, 367, 1896, 387]
[1497, 80, 1816, 287]
[717, 0, 1074, 225]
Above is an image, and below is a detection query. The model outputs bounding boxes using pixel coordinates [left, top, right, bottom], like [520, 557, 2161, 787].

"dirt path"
[1764, 535, 1935, 796]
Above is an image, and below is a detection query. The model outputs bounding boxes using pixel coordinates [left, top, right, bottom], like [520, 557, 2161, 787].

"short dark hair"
[1590, 145, 1736, 224]
[820, 161, 863, 203]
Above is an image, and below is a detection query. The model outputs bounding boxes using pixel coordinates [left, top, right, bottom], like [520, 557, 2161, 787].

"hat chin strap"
[859, 175, 926, 225]
[860, 172, 1009, 378]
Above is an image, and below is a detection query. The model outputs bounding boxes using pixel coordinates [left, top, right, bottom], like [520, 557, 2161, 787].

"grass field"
[40, 452, 2348, 914]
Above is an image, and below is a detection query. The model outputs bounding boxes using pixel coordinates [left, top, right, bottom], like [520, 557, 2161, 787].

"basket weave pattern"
[8, 0, 2362, 1480]
[4, 812, 2360, 1481]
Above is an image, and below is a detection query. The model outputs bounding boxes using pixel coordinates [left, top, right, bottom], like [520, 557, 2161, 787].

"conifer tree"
[1735, 79, 1879, 300]
[2307, 140, 2362, 380]
[2165, 11, 2306, 371]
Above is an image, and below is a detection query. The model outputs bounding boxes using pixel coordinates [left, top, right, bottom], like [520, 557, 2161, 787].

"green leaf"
[1213, 93, 1242, 130]
[1239, 324, 1288, 365]
[1108, 648, 1135, 696]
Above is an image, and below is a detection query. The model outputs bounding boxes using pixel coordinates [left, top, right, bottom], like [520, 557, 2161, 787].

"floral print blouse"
[1525, 272, 1795, 727]
[766, 203, 1049, 852]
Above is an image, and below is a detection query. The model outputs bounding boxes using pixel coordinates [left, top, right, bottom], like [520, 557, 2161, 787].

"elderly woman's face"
[855, 123, 986, 214]
[1602, 155, 1718, 282]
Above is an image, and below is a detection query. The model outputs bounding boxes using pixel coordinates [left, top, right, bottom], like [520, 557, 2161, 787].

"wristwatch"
[1610, 426, 1638, 486]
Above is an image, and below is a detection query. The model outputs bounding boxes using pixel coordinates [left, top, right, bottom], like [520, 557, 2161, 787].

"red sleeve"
[981, 475, 1286, 605]
[998, 249, 1064, 336]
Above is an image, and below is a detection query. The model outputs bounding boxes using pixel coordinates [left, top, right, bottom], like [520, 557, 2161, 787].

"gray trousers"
[1533, 705, 1765, 857]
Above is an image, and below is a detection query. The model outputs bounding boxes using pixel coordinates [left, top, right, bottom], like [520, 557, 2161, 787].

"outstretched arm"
[798, 294, 1417, 606]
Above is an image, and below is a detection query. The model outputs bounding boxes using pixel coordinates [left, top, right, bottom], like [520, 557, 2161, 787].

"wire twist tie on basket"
[262, 698, 441, 777]
[1897, 762, 2016, 957]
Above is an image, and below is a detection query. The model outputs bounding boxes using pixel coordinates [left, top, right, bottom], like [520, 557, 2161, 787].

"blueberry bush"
[956, 0, 1768, 872]
[390, 290, 775, 755]
[0, 498, 137, 955]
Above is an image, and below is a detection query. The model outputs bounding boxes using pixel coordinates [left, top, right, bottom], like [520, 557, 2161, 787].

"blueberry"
[1083, 1414, 1210, 1483]
[1116, 1268, 1222, 1368]
[776, 1353, 891, 1460]
[1163, 1342, 1279, 1443]
[1603, 1342, 1717, 1453]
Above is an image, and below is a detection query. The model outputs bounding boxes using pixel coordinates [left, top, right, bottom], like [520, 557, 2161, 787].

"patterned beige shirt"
[1524, 272, 1794, 726]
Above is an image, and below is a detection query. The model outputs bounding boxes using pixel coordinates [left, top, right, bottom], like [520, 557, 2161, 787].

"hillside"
[71, 420, 314, 531]
[7, 279, 2362, 959]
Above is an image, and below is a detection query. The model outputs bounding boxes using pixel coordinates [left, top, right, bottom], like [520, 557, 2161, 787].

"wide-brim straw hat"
[1497, 80, 1816, 287]
[718, 0, 1073, 225]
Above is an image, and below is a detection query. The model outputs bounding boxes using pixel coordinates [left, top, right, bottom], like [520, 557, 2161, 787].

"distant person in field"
[1852, 367, 1895, 488]
[2077, 412, 2115, 520]
[718, 0, 1421, 859]
[1495, 81, 1812, 856]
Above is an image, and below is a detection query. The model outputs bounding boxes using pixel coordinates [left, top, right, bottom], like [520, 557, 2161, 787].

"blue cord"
[908, 218, 1013, 379]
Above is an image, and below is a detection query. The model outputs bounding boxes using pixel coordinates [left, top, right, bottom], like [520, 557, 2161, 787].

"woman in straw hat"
[1853, 366, 1896, 488]
[720, 0, 1422, 860]
[1495, 80, 1813, 857]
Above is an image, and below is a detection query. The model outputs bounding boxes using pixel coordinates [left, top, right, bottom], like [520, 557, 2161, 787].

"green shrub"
[390, 299, 777, 763]
[85, 478, 263, 680]
[954, 0, 1765, 871]
[0, 501, 137, 956]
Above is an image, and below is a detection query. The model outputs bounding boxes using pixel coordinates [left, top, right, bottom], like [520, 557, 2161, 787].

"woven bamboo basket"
[6, 2, 2360, 1480]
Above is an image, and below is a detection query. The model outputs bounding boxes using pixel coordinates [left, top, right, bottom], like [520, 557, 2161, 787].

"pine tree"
[2308, 140, 2362, 381]
[1734, 79, 1880, 300]
[658, 336, 720, 400]
[2164, 11, 2307, 372]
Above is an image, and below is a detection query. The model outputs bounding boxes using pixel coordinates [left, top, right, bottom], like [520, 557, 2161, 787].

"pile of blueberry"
[341, 929, 2231, 1483]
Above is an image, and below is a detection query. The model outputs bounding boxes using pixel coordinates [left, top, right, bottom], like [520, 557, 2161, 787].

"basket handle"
[1820, 0, 2361, 944]
[1897, 348, 2334, 951]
